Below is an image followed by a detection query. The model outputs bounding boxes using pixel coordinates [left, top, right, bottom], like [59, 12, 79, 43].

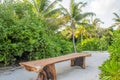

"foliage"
[60, 0, 95, 52]
[100, 30, 120, 80]
[52, 34, 73, 55]
[0, 1, 72, 66]
[108, 31, 120, 61]
[0, 0, 114, 67]
[77, 38, 108, 51]
[113, 12, 120, 29]
[32, 0, 62, 18]
[100, 60, 120, 80]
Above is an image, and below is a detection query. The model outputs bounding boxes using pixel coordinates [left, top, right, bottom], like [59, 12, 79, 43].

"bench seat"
[20, 53, 91, 80]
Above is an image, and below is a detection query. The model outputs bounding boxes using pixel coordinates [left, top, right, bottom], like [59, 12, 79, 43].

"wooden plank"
[20, 53, 91, 72]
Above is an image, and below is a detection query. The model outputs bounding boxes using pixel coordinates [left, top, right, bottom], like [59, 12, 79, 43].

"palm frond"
[59, 4, 71, 17]
[93, 18, 104, 24]
[76, 22, 93, 27]
[70, 0, 75, 16]
[32, 0, 39, 13]
[45, 0, 61, 12]
[72, 3, 80, 18]
[113, 12, 120, 18]
[78, 2, 87, 9]
[113, 12, 120, 27]
[75, 12, 95, 21]
[74, 2, 83, 9]
[74, 2, 84, 13]
[114, 18, 120, 22]
[44, 8, 63, 18]
[39, 0, 50, 12]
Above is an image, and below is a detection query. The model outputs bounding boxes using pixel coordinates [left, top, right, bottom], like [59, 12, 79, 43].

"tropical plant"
[100, 30, 120, 80]
[100, 60, 120, 80]
[60, 0, 94, 52]
[103, 27, 113, 46]
[100, 12, 120, 79]
[31, 0, 62, 18]
[30, 0, 65, 31]
[113, 12, 120, 29]
[0, 0, 73, 66]
[76, 38, 108, 51]
[84, 18, 104, 38]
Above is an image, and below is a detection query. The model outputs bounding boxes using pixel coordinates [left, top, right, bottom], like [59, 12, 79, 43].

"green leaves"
[32, 0, 62, 18]
[77, 38, 108, 51]
[0, 0, 73, 66]
[100, 60, 120, 80]
[0, 1, 44, 65]
[0, 54, 4, 62]
[100, 30, 120, 80]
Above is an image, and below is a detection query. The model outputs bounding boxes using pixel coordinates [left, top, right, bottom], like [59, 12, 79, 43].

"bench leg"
[37, 70, 47, 80]
[71, 57, 86, 69]
[37, 64, 56, 80]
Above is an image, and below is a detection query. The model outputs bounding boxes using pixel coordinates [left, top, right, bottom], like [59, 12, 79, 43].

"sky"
[0, 0, 119, 28]
[53, 0, 120, 28]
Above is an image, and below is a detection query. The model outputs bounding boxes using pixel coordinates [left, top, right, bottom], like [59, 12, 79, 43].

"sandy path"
[0, 51, 109, 80]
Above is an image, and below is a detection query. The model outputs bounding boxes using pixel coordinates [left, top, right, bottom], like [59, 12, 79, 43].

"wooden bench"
[19, 53, 91, 80]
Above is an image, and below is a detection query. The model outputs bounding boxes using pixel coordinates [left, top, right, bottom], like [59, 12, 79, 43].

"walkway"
[0, 51, 109, 80]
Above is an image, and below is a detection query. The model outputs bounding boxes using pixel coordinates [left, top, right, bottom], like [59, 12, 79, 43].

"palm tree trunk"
[71, 21, 77, 53]
[80, 32, 83, 48]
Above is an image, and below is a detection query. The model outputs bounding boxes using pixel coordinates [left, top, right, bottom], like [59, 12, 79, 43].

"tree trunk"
[81, 32, 83, 49]
[71, 21, 77, 53]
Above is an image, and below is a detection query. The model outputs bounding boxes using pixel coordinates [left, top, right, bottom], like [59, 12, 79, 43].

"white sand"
[0, 51, 109, 80]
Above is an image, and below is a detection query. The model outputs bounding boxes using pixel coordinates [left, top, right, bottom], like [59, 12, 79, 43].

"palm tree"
[113, 12, 120, 30]
[31, 0, 62, 18]
[31, 0, 64, 31]
[60, 0, 94, 52]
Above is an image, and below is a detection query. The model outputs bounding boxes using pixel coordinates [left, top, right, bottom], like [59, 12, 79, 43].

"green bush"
[56, 35, 73, 55]
[100, 30, 120, 80]
[0, 1, 72, 66]
[77, 38, 108, 51]
[0, 1, 48, 65]
[100, 60, 120, 80]
[108, 30, 120, 61]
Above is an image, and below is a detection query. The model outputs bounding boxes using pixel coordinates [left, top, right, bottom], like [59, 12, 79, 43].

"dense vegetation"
[77, 38, 108, 51]
[0, 0, 120, 80]
[0, 3, 119, 80]
[0, 0, 72, 66]
[100, 11, 120, 80]
[100, 30, 120, 80]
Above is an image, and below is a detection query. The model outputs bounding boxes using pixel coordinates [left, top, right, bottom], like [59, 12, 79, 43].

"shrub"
[77, 38, 108, 51]
[56, 35, 73, 55]
[0, 1, 73, 66]
[100, 60, 120, 80]
[0, 2, 48, 65]
[100, 30, 120, 80]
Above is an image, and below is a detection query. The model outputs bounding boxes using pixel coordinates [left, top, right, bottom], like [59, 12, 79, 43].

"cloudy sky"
[57, 0, 120, 28]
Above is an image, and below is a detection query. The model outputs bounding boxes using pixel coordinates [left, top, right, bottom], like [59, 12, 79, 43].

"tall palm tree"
[60, 0, 95, 52]
[32, 0, 62, 18]
[31, 0, 64, 31]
